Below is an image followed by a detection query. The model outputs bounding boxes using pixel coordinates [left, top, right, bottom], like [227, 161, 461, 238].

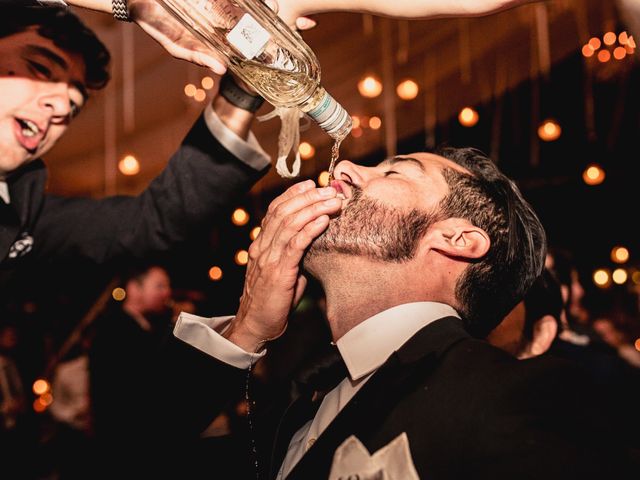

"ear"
[424, 218, 490, 260]
[525, 315, 558, 358]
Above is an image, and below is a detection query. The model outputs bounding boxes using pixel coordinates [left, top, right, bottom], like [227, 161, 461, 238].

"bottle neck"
[304, 89, 352, 141]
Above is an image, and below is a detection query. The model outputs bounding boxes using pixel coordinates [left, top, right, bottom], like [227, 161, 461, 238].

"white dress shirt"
[174, 302, 459, 478]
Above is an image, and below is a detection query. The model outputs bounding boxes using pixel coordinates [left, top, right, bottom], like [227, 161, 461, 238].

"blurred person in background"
[88, 263, 173, 477]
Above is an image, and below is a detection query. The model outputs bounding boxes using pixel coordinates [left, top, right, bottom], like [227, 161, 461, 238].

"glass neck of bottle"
[304, 88, 352, 141]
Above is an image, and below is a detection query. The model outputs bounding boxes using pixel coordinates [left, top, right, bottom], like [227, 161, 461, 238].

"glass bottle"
[155, 0, 352, 143]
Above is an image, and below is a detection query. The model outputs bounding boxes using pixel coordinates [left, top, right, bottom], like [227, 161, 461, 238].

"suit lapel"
[285, 316, 469, 480]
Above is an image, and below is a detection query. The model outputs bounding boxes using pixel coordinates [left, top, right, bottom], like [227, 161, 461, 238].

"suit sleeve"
[31, 112, 269, 263]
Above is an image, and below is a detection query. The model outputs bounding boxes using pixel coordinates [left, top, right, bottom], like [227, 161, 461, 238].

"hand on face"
[226, 180, 341, 352]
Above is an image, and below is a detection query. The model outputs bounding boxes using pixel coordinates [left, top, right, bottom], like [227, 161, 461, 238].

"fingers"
[295, 16, 317, 30]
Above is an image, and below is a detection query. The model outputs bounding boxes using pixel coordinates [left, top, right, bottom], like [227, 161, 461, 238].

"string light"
[368, 116, 382, 130]
[232, 208, 250, 226]
[538, 119, 562, 141]
[593, 269, 610, 287]
[357, 75, 383, 98]
[299, 142, 315, 160]
[184, 84, 197, 97]
[582, 164, 605, 186]
[33, 379, 50, 396]
[396, 79, 419, 100]
[458, 107, 479, 127]
[201, 76, 214, 90]
[112, 287, 126, 301]
[612, 268, 628, 285]
[597, 50, 611, 62]
[582, 31, 635, 60]
[351, 116, 361, 128]
[318, 171, 330, 187]
[235, 250, 249, 266]
[250, 226, 261, 240]
[118, 155, 140, 175]
[603, 32, 617, 46]
[611, 246, 630, 264]
[208, 266, 223, 281]
[194, 89, 207, 102]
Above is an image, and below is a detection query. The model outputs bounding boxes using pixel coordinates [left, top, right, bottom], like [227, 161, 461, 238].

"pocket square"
[328, 432, 420, 480]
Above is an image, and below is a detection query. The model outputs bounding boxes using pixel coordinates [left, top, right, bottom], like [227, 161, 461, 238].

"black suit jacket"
[165, 316, 632, 479]
[1, 114, 267, 285]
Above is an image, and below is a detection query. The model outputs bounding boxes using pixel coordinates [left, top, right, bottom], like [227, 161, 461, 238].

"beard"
[305, 185, 437, 263]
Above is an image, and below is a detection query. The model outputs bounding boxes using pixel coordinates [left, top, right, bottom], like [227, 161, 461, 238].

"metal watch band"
[219, 73, 265, 113]
[112, 0, 131, 22]
[36, 0, 69, 7]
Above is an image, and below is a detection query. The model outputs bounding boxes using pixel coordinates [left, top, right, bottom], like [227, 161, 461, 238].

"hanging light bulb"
[612, 268, 628, 285]
[582, 164, 605, 186]
[358, 75, 383, 98]
[611, 246, 630, 264]
[458, 107, 479, 127]
[118, 154, 140, 175]
[396, 79, 419, 100]
[298, 142, 315, 160]
[232, 208, 250, 226]
[593, 269, 610, 288]
[537, 119, 561, 141]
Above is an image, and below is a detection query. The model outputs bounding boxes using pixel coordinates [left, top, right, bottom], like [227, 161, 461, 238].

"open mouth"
[331, 179, 349, 200]
[14, 118, 45, 153]
[17, 118, 41, 138]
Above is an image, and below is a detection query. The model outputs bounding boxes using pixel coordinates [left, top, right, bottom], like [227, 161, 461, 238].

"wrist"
[218, 73, 265, 113]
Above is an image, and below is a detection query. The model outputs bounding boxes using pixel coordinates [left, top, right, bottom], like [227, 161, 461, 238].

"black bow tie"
[290, 345, 349, 401]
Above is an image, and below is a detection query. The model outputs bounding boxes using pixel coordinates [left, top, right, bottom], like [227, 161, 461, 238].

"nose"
[38, 82, 72, 118]
[332, 160, 374, 186]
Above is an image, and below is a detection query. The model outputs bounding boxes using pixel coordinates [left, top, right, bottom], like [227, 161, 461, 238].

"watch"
[219, 73, 265, 113]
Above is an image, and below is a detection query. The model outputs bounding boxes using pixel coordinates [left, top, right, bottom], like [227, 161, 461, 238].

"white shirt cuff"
[204, 103, 271, 171]
[173, 312, 266, 369]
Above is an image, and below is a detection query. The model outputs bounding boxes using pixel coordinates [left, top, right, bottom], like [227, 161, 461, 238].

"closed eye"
[384, 170, 400, 177]
[27, 60, 53, 80]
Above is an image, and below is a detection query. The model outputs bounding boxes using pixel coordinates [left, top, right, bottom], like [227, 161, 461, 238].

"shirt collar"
[336, 302, 459, 381]
[0, 181, 9, 204]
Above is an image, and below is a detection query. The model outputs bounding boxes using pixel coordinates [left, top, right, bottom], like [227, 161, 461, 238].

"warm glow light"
[593, 269, 610, 287]
[184, 83, 197, 97]
[250, 226, 261, 240]
[613, 46, 627, 60]
[40, 393, 53, 406]
[351, 127, 363, 138]
[582, 44, 595, 57]
[612, 268, 628, 285]
[628, 35, 636, 49]
[619, 31, 629, 45]
[118, 155, 140, 176]
[232, 208, 250, 226]
[633, 271, 640, 285]
[634, 338, 640, 352]
[235, 249, 249, 266]
[33, 379, 50, 396]
[396, 79, 419, 100]
[299, 142, 315, 160]
[112, 287, 126, 301]
[537, 119, 562, 141]
[611, 246, 630, 264]
[588, 37, 602, 50]
[33, 398, 47, 413]
[194, 89, 207, 102]
[582, 164, 605, 186]
[368, 116, 382, 130]
[201, 76, 214, 90]
[351, 116, 360, 128]
[603, 32, 617, 46]
[458, 107, 479, 127]
[208, 266, 223, 281]
[626, 44, 635, 55]
[597, 50, 611, 62]
[318, 171, 330, 187]
[357, 75, 383, 98]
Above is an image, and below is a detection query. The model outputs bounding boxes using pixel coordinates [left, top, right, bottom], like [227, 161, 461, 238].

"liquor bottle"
[155, 0, 352, 144]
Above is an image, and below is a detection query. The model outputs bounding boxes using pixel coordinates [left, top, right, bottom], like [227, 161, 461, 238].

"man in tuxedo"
[166, 148, 630, 479]
[0, 7, 270, 289]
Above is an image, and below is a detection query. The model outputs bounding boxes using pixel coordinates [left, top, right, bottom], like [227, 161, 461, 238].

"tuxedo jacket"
[0, 114, 267, 286]
[161, 316, 632, 479]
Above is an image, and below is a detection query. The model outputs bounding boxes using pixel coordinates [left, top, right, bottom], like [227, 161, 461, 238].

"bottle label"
[227, 13, 271, 60]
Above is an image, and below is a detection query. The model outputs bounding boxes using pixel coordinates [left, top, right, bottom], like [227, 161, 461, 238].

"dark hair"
[436, 147, 547, 337]
[522, 268, 563, 341]
[1, 7, 110, 90]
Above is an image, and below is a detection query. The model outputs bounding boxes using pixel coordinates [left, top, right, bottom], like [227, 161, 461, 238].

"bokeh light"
[232, 208, 250, 226]
[112, 287, 126, 301]
[208, 266, 223, 281]
[357, 75, 383, 98]
[118, 155, 140, 176]
[458, 107, 479, 127]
